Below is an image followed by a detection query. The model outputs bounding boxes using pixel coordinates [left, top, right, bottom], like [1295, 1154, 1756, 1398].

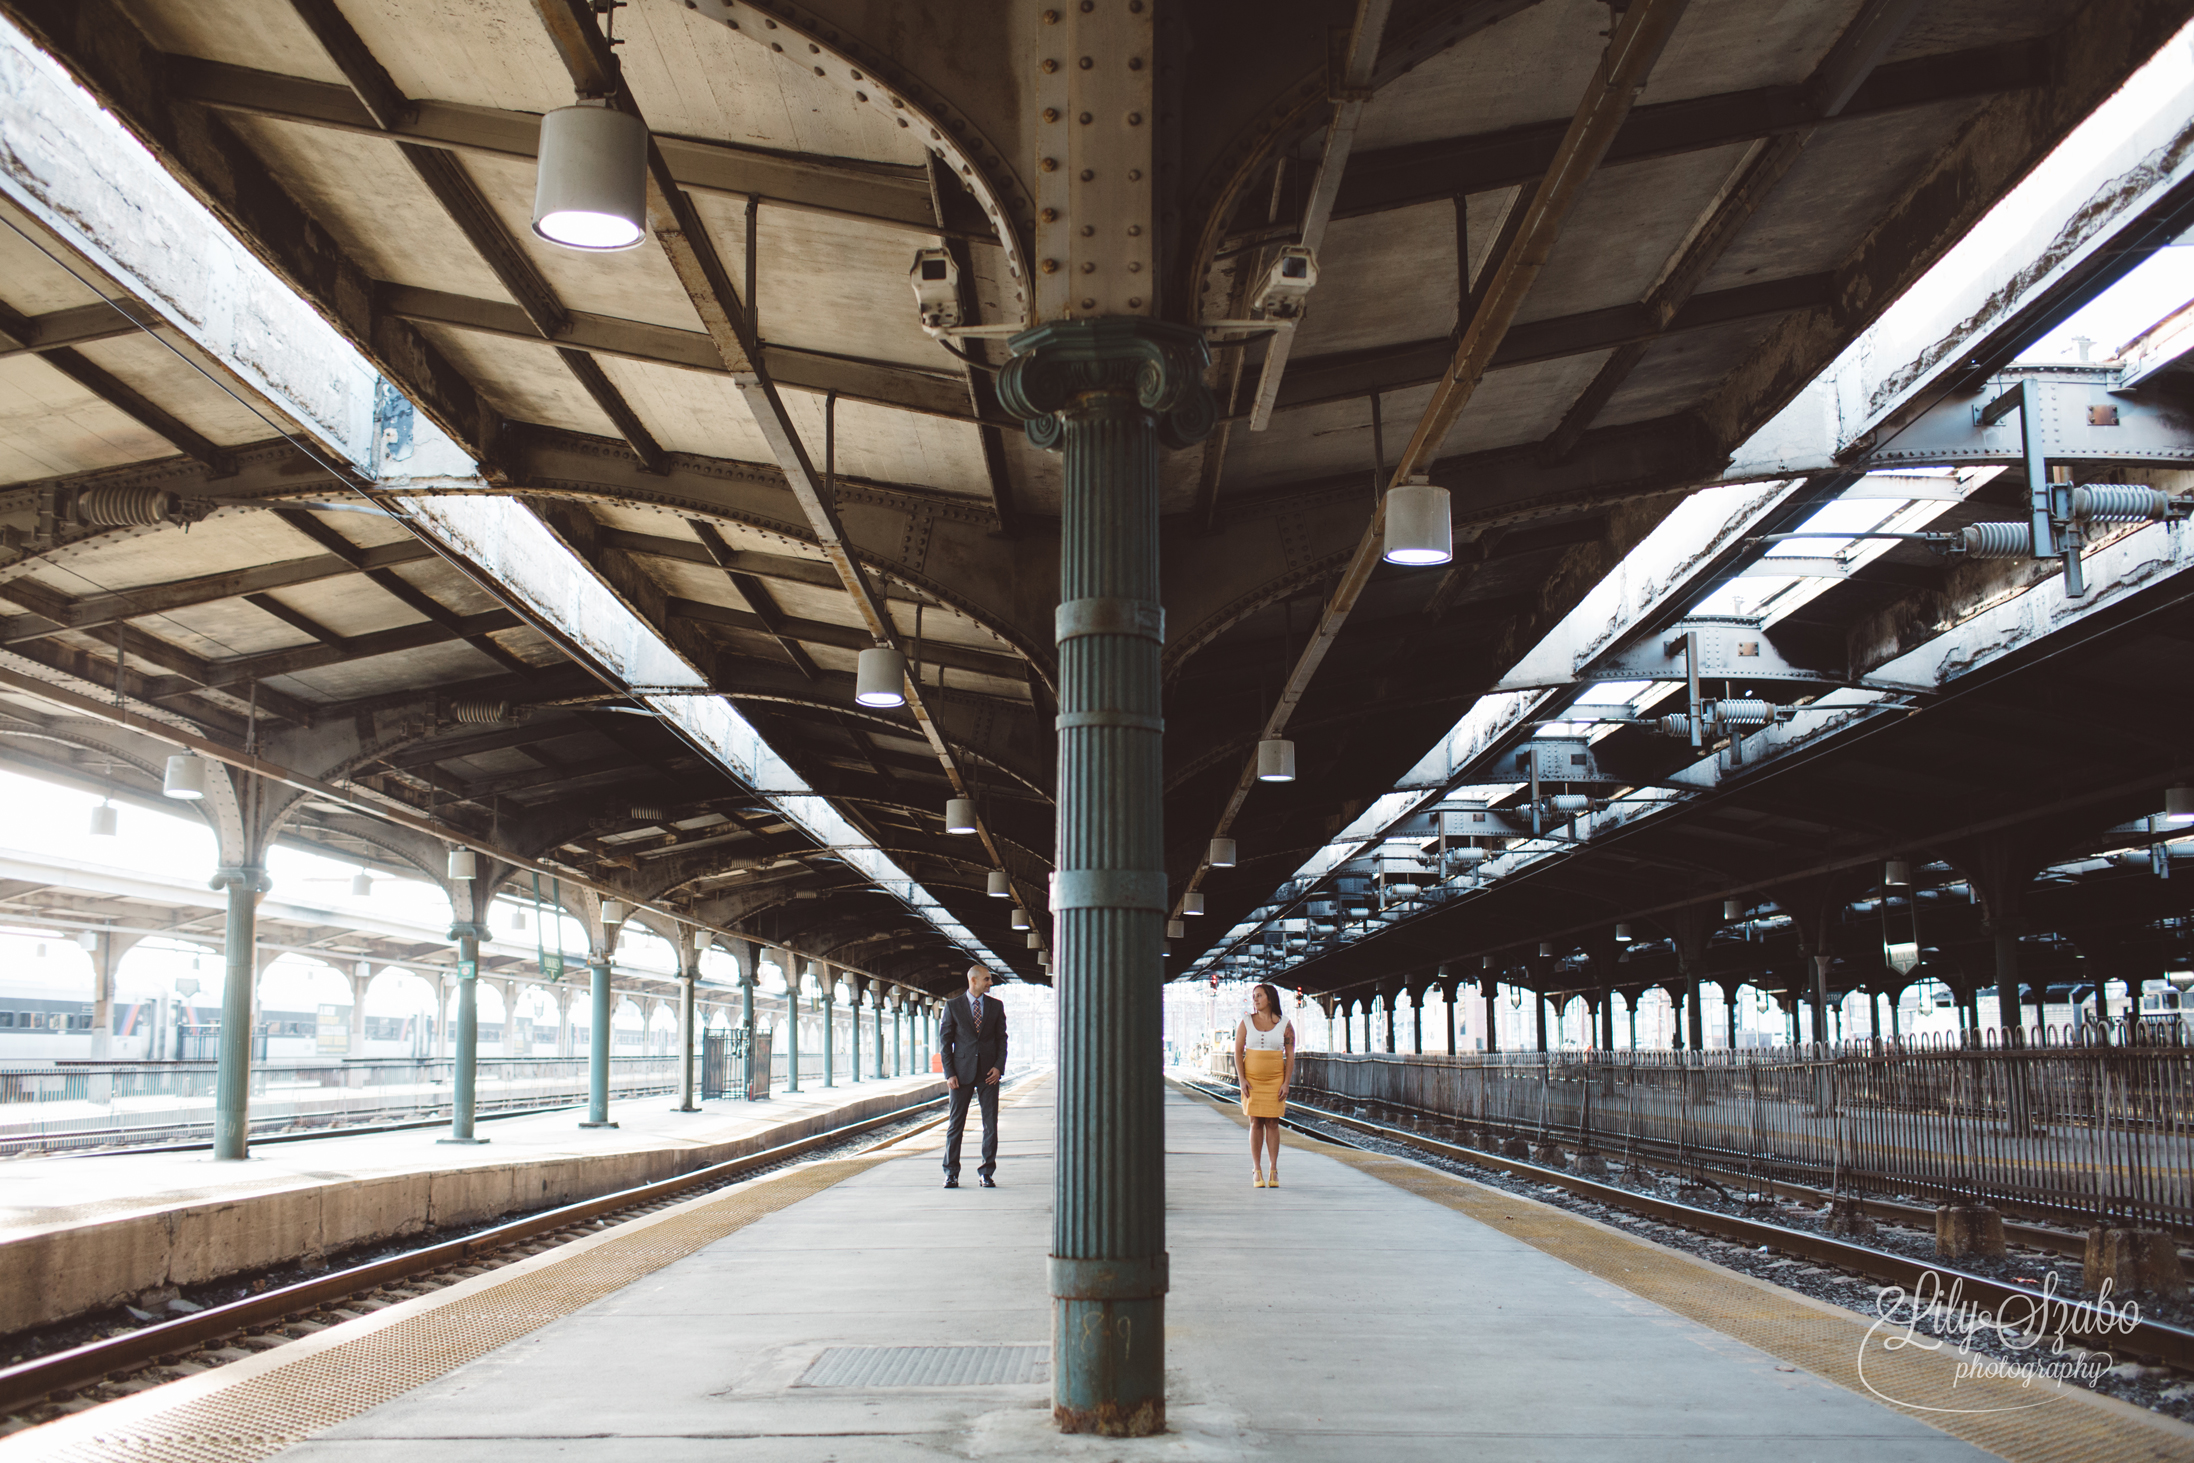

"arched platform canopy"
[0, 0, 2183, 997]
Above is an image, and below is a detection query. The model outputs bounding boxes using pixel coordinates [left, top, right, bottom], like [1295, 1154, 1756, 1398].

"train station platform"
[0, 1072, 946, 1336]
[7, 1078, 2189, 1462]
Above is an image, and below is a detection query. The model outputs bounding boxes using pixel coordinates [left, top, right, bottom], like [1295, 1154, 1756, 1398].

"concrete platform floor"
[16, 1077, 2189, 1460]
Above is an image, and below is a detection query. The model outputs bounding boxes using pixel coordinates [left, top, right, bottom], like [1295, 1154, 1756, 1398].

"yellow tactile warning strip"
[2, 1155, 892, 1463]
[1174, 1083, 2194, 1463]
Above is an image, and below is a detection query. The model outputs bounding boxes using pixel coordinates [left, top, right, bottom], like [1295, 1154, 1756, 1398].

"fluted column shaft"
[1000, 318, 1210, 1439]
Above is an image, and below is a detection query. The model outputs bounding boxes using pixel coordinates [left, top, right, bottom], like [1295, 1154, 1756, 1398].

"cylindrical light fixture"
[78, 930, 99, 952]
[2168, 784, 2194, 822]
[1884, 858, 1911, 887]
[1382, 476, 1453, 566]
[1208, 837, 1237, 868]
[1039, 949, 1052, 968]
[511, 906, 528, 932]
[1182, 892, 1205, 916]
[351, 872, 373, 897]
[1256, 738, 1296, 782]
[448, 847, 477, 881]
[1027, 932, 1042, 949]
[162, 753, 207, 800]
[531, 103, 648, 250]
[1614, 922, 1632, 942]
[1011, 906, 1031, 931]
[601, 898, 626, 925]
[944, 797, 977, 834]
[1723, 898, 1743, 920]
[855, 647, 908, 708]
[88, 802, 117, 837]
[986, 870, 1011, 898]
[1166, 918, 1186, 940]
[1537, 941, 1553, 957]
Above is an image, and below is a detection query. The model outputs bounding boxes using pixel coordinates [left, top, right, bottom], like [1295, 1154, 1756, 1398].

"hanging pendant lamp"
[1382, 475, 1453, 566]
[855, 647, 908, 708]
[531, 103, 648, 251]
[1256, 738, 1296, 782]
[162, 754, 207, 800]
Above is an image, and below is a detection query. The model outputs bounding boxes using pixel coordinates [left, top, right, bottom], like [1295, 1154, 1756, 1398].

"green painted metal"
[211, 866, 267, 1161]
[581, 957, 616, 1127]
[822, 992, 835, 1087]
[998, 317, 1210, 1438]
[442, 929, 487, 1144]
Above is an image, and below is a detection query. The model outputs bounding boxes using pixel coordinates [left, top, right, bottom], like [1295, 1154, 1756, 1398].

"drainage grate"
[796, 1345, 1049, 1388]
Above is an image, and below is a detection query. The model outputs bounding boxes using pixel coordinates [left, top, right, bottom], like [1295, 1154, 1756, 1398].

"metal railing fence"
[1289, 1022, 2194, 1233]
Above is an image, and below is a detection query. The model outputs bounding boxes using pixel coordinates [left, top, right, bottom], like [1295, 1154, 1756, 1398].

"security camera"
[909, 247, 962, 335]
[1251, 245, 1318, 320]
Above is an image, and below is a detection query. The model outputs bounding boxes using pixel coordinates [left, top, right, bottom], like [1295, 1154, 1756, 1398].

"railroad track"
[0, 1087, 970, 1434]
[1175, 1074, 2194, 1371]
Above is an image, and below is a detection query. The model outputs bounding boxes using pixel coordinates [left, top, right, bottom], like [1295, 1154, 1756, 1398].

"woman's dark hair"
[1251, 982, 1285, 1022]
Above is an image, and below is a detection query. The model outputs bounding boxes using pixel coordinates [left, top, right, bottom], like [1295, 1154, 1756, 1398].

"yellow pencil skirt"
[1239, 1048, 1287, 1118]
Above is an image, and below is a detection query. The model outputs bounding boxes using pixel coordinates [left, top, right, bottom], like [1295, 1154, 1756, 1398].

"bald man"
[939, 965, 1007, 1188]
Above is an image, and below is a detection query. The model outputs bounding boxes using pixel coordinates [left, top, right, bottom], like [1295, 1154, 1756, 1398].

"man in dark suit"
[939, 963, 1007, 1188]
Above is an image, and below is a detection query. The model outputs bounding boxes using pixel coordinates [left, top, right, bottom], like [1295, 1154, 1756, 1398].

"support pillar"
[820, 972, 837, 1089]
[348, 965, 370, 1069]
[1483, 981, 1499, 1054]
[1410, 992, 1423, 1054]
[738, 945, 758, 1099]
[892, 993, 904, 1077]
[211, 865, 269, 1161]
[1535, 993, 1549, 1053]
[874, 989, 887, 1077]
[1385, 995, 1398, 1053]
[442, 923, 488, 1144]
[1000, 317, 1210, 1438]
[785, 969, 803, 1093]
[581, 956, 617, 1128]
[1445, 983, 1457, 1055]
[676, 939, 699, 1112]
[848, 979, 862, 1083]
[555, 985, 574, 1059]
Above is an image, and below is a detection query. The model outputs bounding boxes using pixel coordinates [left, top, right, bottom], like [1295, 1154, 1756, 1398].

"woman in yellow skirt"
[1234, 982, 1295, 1188]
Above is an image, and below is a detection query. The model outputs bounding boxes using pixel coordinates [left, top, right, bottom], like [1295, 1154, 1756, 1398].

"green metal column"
[893, 999, 904, 1077]
[676, 959, 699, 1111]
[849, 988, 861, 1083]
[875, 993, 887, 1076]
[442, 925, 488, 1144]
[211, 866, 267, 1161]
[740, 948, 757, 1099]
[1000, 318, 1210, 1438]
[822, 988, 836, 1087]
[580, 957, 617, 1128]
[1483, 982, 1498, 1054]
[785, 968, 802, 1093]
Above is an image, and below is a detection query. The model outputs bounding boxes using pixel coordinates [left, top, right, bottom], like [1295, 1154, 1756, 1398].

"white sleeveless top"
[1239, 1017, 1290, 1051]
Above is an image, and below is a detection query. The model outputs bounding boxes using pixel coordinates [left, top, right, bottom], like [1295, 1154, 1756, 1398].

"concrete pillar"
[581, 955, 616, 1128]
[442, 924, 488, 1145]
[211, 865, 269, 1161]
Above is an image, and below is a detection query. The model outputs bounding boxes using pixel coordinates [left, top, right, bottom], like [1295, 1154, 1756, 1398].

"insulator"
[73, 485, 175, 527]
[1715, 699, 1771, 727]
[450, 697, 512, 724]
[1548, 794, 1591, 813]
[1446, 845, 1489, 864]
[1652, 714, 1694, 737]
[1956, 522, 2031, 559]
[629, 804, 666, 822]
[2070, 484, 2173, 523]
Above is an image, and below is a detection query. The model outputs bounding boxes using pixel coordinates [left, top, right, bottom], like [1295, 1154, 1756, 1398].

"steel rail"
[1175, 1075, 2194, 1370]
[0, 1088, 951, 1414]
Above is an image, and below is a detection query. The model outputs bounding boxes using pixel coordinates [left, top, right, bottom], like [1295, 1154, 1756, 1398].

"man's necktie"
[971, 998, 983, 1033]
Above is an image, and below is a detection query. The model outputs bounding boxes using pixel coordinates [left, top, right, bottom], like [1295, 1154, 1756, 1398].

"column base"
[578, 1120, 620, 1129]
[1052, 1295, 1165, 1437]
[436, 1137, 490, 1146]
[674, 1103, 700, 1112]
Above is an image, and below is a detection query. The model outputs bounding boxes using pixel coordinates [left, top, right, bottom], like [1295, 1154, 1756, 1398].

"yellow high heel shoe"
[1267, 1173, 1280, 1188]
[1252, 1171, 1265, 1188]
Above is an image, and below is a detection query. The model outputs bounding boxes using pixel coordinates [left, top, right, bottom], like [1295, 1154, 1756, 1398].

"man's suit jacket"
[938, 992, 1007, 1086]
